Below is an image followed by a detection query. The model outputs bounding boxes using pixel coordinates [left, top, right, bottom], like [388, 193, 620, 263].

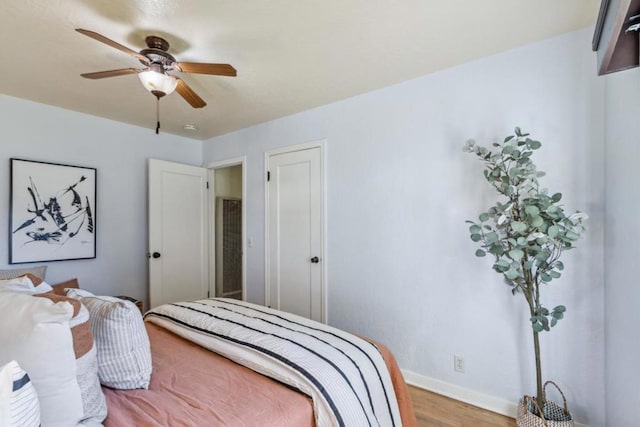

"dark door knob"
[310, 256, 319, 263]
[152, 252, 161, 259]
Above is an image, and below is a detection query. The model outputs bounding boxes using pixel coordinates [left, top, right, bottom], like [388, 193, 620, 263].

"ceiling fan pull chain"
[156, 96, 160, 135]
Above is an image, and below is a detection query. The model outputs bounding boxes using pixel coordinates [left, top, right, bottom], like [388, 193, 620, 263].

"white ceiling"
[1, 0, 599, 140]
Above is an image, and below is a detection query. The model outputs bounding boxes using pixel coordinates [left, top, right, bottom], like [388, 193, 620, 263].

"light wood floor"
[408, 386, 516, 427]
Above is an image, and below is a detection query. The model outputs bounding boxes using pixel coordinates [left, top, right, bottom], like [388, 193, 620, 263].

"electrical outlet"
[454, 355, 465, 373]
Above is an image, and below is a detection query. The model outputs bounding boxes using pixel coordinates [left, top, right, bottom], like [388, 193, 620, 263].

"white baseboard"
[401, 369, 589, 427]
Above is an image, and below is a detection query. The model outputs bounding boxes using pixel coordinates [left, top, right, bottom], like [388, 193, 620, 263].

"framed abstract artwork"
[9, 158, 96, 264]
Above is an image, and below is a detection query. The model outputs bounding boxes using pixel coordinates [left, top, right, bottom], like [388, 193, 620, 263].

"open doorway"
[208, 158, 246, 300]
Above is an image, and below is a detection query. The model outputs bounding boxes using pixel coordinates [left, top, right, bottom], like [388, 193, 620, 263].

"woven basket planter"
[516, 381, 574, 427]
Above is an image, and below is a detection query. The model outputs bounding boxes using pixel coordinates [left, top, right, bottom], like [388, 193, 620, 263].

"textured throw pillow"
[0, 360, 40, 427]
[35, 294, 107, 424]
[0, 292, 84, 427]
[0, 266, 47, 281]
[66, 289, 152, 389]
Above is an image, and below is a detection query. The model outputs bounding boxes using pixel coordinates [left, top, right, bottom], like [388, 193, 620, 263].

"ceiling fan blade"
[80, 68, 144, 79]
[175, 78, 207, 108]
[174, 62, 237, 76]
[76, 29, 149, 64]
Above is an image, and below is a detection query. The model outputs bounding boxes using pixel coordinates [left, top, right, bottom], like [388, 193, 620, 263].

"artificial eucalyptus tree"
[463, 127, 587, 412]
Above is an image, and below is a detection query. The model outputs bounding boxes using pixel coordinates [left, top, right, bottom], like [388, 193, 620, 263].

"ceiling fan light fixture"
[138, 69, 177, 97]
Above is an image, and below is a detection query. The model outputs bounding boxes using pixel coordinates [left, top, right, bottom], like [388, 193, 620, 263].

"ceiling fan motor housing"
[140, 36, 176, 70]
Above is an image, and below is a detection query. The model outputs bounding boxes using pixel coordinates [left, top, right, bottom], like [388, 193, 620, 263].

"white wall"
[203, 28, 605, 425]
[0, 95, 202, 303]
[603, 68, 640, 425]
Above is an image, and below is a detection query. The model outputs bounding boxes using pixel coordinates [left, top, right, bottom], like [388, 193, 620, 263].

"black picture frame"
[9, 158, 96, 264]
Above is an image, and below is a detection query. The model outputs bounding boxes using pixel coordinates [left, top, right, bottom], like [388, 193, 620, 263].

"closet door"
[266, 144, 324, 322]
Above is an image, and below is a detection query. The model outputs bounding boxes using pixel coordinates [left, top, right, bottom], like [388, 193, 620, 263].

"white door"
[266, 144, 324, 322]
[149, 159, 208, 309]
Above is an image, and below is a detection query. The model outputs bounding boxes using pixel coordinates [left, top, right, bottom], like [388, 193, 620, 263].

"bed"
[103, 299, 417, 427]
[0, 272, 416, 427]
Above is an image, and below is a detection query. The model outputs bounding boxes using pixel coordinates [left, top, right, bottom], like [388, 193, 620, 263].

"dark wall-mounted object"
[593, 0, 640, 75]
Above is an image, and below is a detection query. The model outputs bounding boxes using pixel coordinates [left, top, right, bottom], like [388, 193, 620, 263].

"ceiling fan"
[76, 29, 237, 109]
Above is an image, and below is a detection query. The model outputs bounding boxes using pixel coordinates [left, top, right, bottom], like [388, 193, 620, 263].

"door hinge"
[267, 171, 271, 181]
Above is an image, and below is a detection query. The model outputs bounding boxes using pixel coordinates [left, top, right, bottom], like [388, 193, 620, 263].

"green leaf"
[496, 259, 510, 269]
[529, 140, 542, 150]
[515, 127, 522, 136]
[530, 216, 543, 228]
[550, 318, 557, 327]
[489, 244, 505, 256]
[508, 167, 521, 178]
[552, 193, 562, 202]
[511, 221, 527, 233]
[549, 270, 561, 279]
[532, 323, 544, 333]
[475, 249, 486, 257]
[554, 305, 566, 313]
[505, 269, 520, 280]
[566, 230, 580, 240]
[535, 251, 549, 262]
[486, 232, 499, 243]
[541, 272, 552, 282]
[525, 205, 540, 216]
[508, 249, 524, 260]
[469, 225, 481, 234]
[555, 261, 565, 271]
[470, 234, 482, 242]
[536, 236, 548, 245]
[548, 225, 560, 238]
[479, 213, 490, 222]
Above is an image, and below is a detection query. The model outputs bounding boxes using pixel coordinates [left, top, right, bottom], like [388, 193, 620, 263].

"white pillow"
[66, 289, 152, 389]
[0, 360, 40, 427]
[0, 276, 53, 294]
[0, 293, 84, 427]
[34, 293, 107, 425]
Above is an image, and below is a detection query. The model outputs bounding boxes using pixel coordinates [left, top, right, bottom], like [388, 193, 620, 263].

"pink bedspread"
[103, 322, 416, 427]
[104, 323, 314, 426]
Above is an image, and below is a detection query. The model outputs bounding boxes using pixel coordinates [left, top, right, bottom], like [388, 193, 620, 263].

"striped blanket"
[145, 298, 402, 427]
